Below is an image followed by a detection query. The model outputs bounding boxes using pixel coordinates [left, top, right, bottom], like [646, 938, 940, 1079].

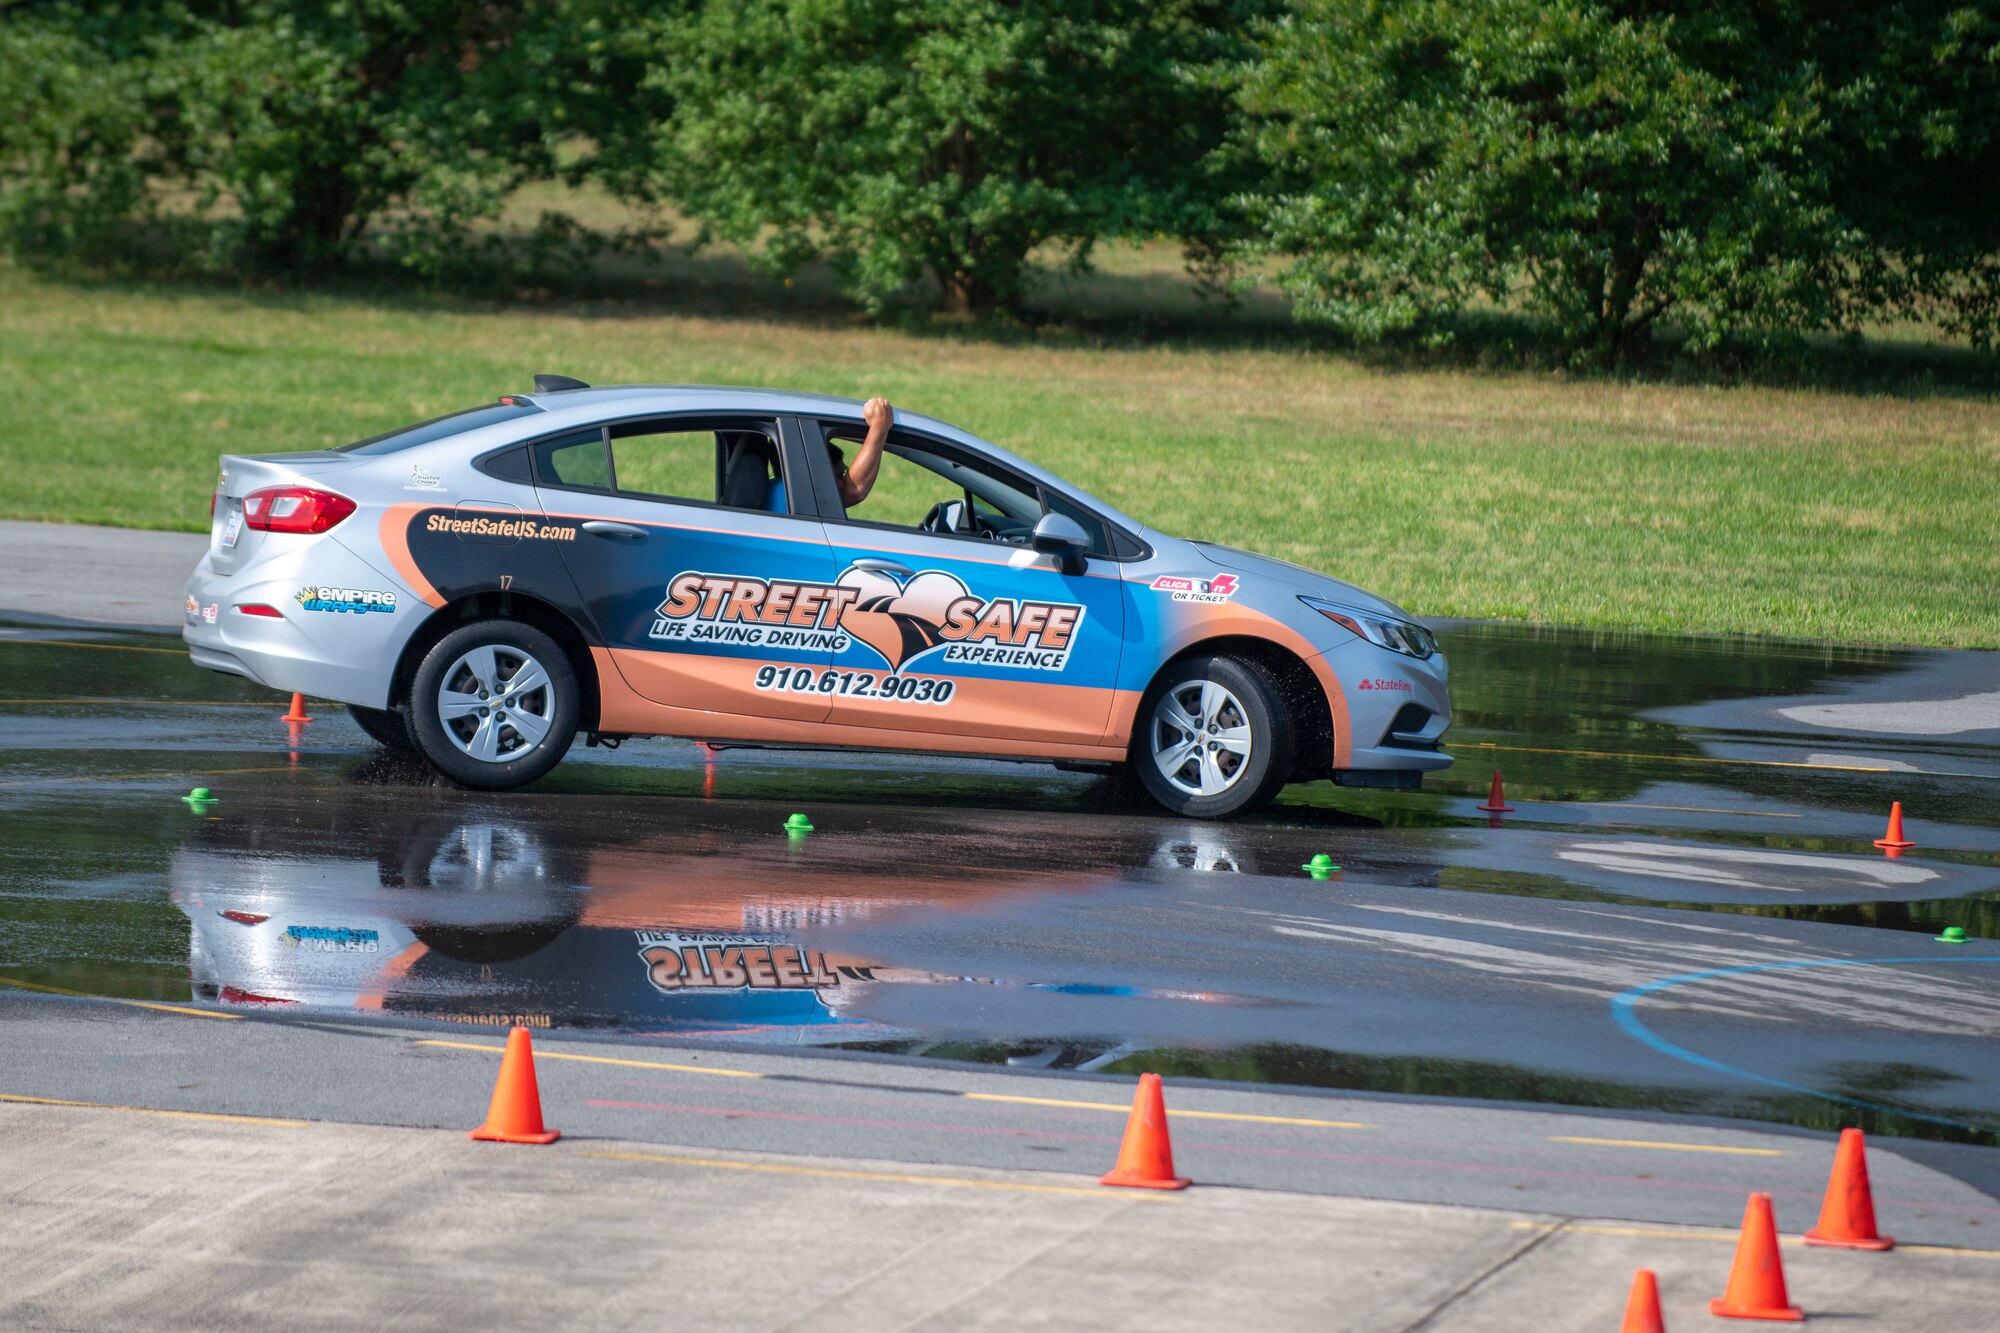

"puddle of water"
[4, 619, 1999, 1142]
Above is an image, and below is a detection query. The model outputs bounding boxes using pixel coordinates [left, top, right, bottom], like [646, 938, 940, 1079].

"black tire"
[348, 703, 414, 752]
[1130, 654, 1294, 819]
[407, 620, 580, 790]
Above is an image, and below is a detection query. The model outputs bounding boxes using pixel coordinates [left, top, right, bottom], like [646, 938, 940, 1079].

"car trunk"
[209, 451, 365, 576]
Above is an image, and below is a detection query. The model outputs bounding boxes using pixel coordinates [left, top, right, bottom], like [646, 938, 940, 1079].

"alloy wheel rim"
[1150, 679, 1252, 797]
[436, 644, 557, 764]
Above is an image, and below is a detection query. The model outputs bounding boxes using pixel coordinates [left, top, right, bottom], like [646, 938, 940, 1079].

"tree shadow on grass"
[28, 223, 2000, 400]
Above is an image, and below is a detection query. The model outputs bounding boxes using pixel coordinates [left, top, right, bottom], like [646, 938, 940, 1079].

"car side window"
[822, 422, 1116, 556]
[541, 430, 612, 490]
[611, 420, 785, 512]
[826, 428, 1039, 536]
[534, 417, 791, 514]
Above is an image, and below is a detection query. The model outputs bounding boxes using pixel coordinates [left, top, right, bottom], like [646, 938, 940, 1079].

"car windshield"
[337, 401, 544, 456]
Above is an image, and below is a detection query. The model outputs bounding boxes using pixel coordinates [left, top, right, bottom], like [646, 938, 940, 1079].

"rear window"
[338, 401, 544, 457]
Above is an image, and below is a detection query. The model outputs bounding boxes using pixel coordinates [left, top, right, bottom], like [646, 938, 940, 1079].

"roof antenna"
[533, 374, 590, 393]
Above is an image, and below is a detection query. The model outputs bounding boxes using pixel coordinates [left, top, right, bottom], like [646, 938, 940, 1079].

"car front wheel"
[1131, 655, 1294, 819]
[408, 621, 579, 790]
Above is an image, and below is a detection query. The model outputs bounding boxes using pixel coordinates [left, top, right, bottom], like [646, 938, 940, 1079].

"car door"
[810, 428, 1127, 746]
[534, 414, 841, 723]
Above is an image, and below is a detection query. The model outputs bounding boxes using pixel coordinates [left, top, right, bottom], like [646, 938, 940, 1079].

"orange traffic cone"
[1620, 1268, 1666, 1333]
[1098, 1072, 1190, 1190]
[469, 1026, 560, 1144]
[1804, 1128, 1894, 1250]
[1872, 801, 1913, 851]
[281, 692, 314, 725]
[1476, 768, 1514, 813]
[1709, 1192, 1802, 1321]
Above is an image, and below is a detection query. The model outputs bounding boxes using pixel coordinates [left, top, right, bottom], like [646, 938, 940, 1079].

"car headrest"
[721, 436, 775, 509]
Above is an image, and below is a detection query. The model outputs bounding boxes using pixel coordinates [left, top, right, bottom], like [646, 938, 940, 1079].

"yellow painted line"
[1516, 799, 1803, 819]
[0, 1092, 308, 1127]
[414, 1038, 764, 1078]
[0, 974, 241, 1020]
[1551, 1135, 1785, 1157]
[420, 1043, 1364, 1125]
[0, 637, 186, 656]
[1461, 741, 1991, 782]
[0, 764, 301, 791]
[963, 1091, 1367, 1129]
[1508, 1220, 2000, 1258]
[585, 1149, 1153, 1198]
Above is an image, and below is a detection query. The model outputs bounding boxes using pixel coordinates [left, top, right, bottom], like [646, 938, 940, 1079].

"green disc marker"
[784, 813, 815, 834]
[1301, 853, 1340, 879]
[181, 787, 216, 811]
[1936, 925, 1969, 945]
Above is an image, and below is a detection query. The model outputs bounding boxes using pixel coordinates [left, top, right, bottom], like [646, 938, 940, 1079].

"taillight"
[242, 486, 356, 534]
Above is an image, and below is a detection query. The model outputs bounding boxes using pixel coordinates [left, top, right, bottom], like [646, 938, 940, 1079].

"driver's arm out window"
[828, 436, 938, 527]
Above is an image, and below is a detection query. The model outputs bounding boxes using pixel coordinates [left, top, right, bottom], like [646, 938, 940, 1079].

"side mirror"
[1030, 512, 1090, 575]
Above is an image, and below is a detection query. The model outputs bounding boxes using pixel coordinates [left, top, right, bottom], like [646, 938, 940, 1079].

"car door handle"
[849, 558, 913, 577]
[581, 520, 646, 541]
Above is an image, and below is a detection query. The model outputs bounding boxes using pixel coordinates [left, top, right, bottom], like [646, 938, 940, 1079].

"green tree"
[1238, 0, 2000, 362]
[0, 1, 666, 276]
[0, 8, 156, 258]
[1818, 1, 2000, 348]
[646, 0, 1249, 317]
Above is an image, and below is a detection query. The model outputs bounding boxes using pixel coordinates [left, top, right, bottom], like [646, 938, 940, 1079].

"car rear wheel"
[408, 621, 579, 790]
[1131, 655, 1294, 819]
[348, 703, 413, 752]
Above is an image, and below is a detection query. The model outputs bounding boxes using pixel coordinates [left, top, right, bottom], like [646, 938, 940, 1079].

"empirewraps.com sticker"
[282, 925, 380, 953]
[295, 586, 397, 614]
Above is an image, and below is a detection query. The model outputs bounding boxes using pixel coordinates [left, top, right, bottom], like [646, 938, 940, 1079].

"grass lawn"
[2, 263, 1997, 648]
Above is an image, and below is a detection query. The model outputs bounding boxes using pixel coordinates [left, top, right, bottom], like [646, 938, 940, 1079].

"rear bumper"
[183, 560, 416, 709]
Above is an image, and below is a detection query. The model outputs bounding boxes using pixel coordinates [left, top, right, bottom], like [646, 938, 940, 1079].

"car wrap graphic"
[638, 930, 846, 995]
[388, 501, 1359, 760]
[649, 566, 1084, 673]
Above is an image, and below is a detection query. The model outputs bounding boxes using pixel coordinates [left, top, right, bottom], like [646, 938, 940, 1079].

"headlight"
[1299, 597, 1437, 659]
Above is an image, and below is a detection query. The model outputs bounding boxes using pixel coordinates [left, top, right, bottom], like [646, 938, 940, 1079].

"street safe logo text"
[649, 564, 1085, 672]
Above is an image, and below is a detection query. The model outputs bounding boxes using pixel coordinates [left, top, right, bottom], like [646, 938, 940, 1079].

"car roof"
[517, 384, 1150, 539]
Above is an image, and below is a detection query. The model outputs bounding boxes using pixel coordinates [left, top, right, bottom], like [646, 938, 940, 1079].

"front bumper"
[1321, 637, 1454, 779]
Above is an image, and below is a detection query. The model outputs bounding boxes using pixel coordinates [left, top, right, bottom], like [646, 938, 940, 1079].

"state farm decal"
[1356, 677, 1413, 692]
[649, 564, 1085, 672]
[1151, 573, 1239, 604]
[637, 930, 842, 994]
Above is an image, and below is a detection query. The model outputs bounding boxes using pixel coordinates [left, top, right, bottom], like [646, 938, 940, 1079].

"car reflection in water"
[170, 797, 1262, 1044]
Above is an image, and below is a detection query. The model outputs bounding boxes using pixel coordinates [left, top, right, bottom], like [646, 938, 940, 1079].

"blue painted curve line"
[1611, 955, 2000, 1132]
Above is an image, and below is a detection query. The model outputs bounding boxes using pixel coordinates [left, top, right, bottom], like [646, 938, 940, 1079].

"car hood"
[1191, 542, 1413, 621]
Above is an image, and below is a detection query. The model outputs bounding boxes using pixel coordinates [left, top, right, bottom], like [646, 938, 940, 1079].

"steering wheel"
[920, 499, 968, 536]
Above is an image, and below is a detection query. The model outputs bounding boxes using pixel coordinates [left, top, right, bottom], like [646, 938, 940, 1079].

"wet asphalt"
[3, 617, 2000, 1234]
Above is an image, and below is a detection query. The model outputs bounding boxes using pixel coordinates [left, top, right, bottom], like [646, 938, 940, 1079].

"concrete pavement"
[0, 519, 203, 631]
[5, 1099, 1996, 1332]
